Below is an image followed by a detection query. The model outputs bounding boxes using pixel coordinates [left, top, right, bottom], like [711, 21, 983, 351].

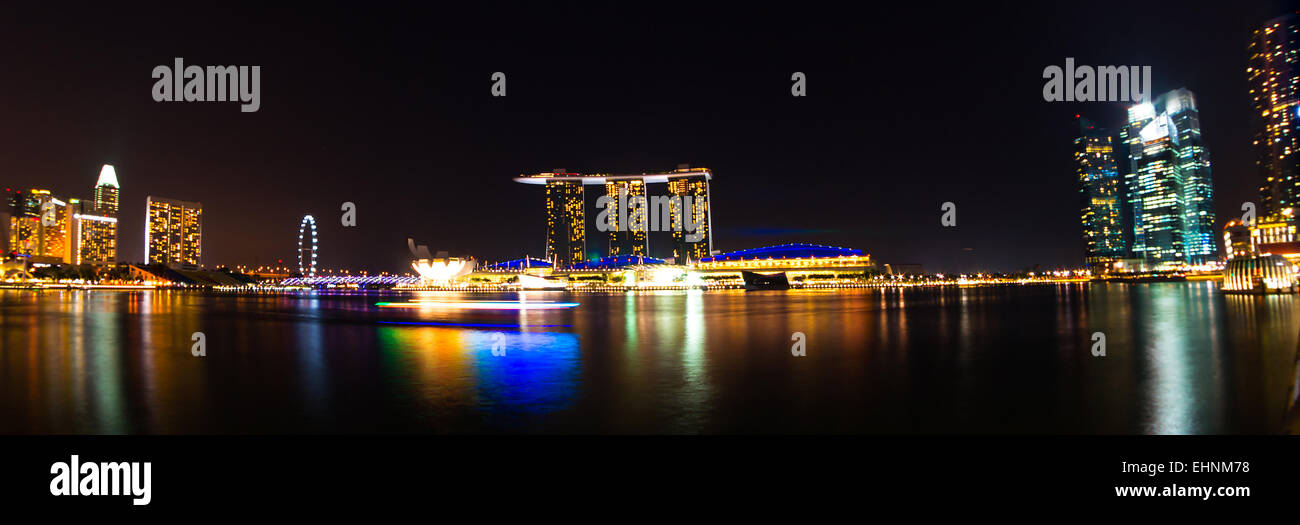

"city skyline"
[5, 5, 1300, 508]
[0, 3, 1292, 274]
[1078, 89, 1219, 270]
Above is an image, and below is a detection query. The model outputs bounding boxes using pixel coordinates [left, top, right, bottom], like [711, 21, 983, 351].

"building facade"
[1251, 12, 1300, 218]
[6, 189, 69, 264]
[1075, 117, 1126, 267]
[544, 179, 585, 268]
[666, 167, 713, 262]
[145, 196, 202, 268]
[517, 167, 714, 266]
[67, 164, 120, 265]
[603, 179, 648, 256]
[1119, 88, 1216, 267]
[69, 198, 118, 266]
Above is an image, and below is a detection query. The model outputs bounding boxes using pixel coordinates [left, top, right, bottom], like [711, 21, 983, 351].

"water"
[1, 282, 1297, 434]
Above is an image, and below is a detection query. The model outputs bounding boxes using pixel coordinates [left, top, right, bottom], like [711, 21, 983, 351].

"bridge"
[280, 275, 420, 287]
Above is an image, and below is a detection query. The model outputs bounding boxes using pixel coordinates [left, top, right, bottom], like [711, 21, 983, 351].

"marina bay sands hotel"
[514, 166, 713, 268]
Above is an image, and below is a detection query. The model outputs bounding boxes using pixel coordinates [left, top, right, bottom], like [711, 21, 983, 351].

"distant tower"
[1075, 116, 1125, 267]
[93, 164, 120, 217]
[70, 164, 120, 265]
[1250, 12, 1300, 218]
[5, 189, 68, 264]
[145, 196, 203, 268]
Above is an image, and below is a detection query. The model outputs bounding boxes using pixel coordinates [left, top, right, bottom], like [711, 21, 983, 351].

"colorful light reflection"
[375, 300, 580, 310]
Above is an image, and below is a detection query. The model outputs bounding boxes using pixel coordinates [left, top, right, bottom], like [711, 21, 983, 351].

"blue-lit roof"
[700, 243, 863, 262]
[569, 254, 667, 270]
[482, 257, 553, 270]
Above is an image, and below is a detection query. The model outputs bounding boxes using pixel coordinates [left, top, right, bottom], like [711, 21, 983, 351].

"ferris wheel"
[298, 215, 318, 277]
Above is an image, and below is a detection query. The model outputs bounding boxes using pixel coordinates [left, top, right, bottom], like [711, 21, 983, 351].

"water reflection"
[0, 283, 1298, 434]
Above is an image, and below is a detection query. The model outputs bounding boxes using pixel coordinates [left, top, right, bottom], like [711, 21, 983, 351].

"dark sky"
[1, 1, 1295, 274]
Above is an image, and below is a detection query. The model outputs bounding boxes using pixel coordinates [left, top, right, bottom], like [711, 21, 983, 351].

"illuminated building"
[1223, 254, 1297, 292]
[515, 166, 714, 266]
[1223, 220, 1252, 260]
[6, 189, 69, 264]
[411, 256, 476, 285]
[68, 199, 118, 265]
[1119, 88, 1217, 267]
[694, 243, 872, 285]
[93, 164, 120, 217]
[666, 167, 713, 262]
[543, 175, 585, 268]
[1075, 116, 1125, 267]
[63, 165, 121, 266]
[604, 179, 648, 256]
[145, 196, 202, 268]
[480, 257, 552, 271]
[1250, 12, 1300, 218]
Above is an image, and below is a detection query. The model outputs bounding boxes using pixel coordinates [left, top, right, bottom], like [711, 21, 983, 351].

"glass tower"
[1075, 117, 1125, 266]
[1120, 88, 1216, 267]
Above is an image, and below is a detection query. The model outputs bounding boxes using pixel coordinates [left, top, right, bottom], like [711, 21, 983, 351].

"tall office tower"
[1166, 90, 1216, 263]
[6, 189, 69, 263]
[64, 164, 121, 265]
[1250, 12, 1300, 218]
[1121, 88, 1217, 267]
[1075, 117, 1126, 266]
[667, 167, 713, 262]
[145, 196, 203, 268]
[68, 198, 118, 266]
[544, 180, 584, 268]
[93, 164, 120, 216]
[604, 179, 648, 256]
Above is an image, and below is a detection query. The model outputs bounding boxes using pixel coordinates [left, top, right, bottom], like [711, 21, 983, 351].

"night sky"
[1, 1, 1295, 274]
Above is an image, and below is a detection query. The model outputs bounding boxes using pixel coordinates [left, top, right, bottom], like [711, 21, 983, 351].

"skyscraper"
[69, 199, 118, 266]
[145, 196, 202, 268]
[1120, 88, 1216, 267]
[1250, 12, 1300, 218]
[604, 179, 648, 256]
[1075, 116, 1125, 266]
[515, 167, 714, 265]
[68, 164, 120, 265]
[93, 164, 120, 217]
[544, 179, 584, 268]
[667, 167, 713, 262]
[6, 189, 69, 264]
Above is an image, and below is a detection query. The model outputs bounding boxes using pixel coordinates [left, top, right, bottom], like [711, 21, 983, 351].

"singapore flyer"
[298, 215, 318, 277]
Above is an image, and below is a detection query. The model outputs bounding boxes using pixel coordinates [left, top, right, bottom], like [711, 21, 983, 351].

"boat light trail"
[377, 321, 572, 328]
[375, 300, 579, 310]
